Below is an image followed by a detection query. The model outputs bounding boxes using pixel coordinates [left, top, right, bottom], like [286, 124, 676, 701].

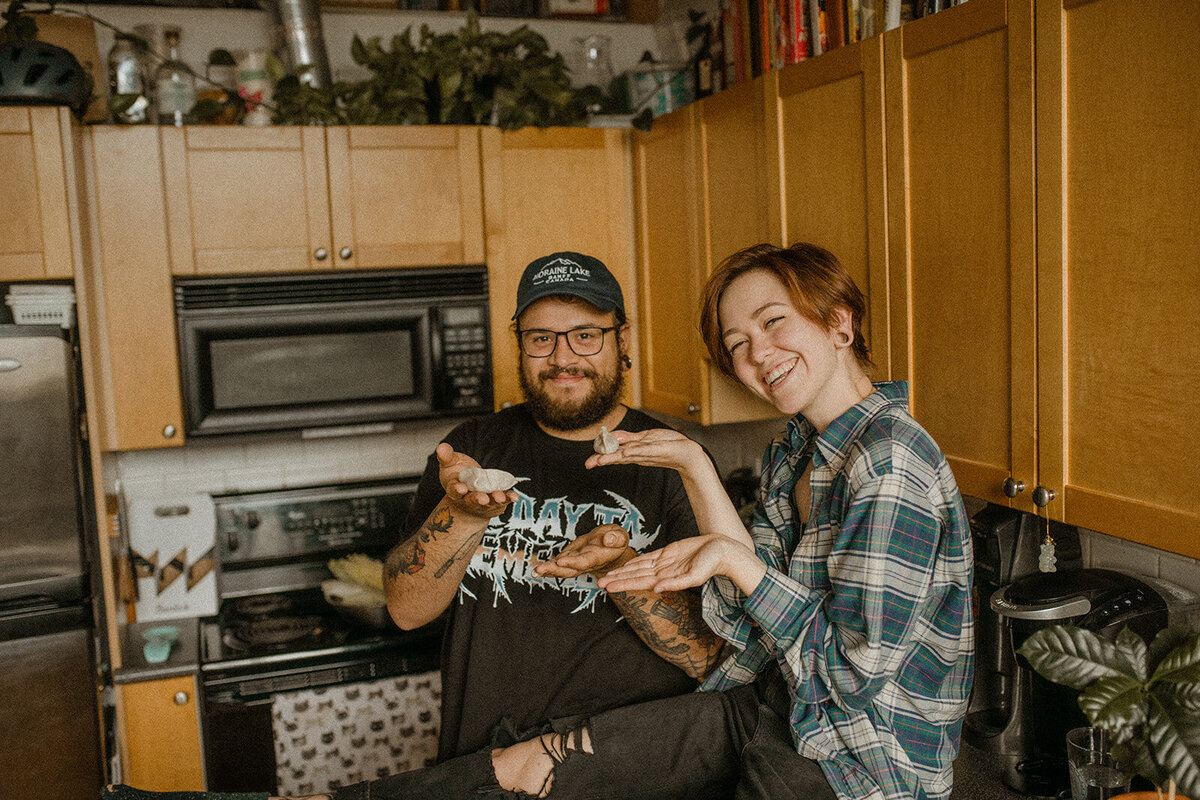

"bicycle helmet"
[0, 40, 91, 116]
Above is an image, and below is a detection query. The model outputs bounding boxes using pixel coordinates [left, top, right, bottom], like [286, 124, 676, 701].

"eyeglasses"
[517, 326, 618, 358]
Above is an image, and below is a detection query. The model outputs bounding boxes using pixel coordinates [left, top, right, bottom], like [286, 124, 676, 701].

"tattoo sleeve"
[611, 589, 725, 680]
[386, 504, 454, 579]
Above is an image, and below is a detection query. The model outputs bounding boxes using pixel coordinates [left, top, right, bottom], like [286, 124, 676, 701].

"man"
[384, 251, 724, 761]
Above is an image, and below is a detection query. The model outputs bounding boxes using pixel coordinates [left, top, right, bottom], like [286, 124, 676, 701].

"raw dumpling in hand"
[594, 425, 619, 455]
[458, 467, 519, 493]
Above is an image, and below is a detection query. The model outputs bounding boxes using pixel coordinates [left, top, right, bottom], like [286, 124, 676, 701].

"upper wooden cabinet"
[766, 37, 890, 377]
[84, 126, 185, 451]
[1035, 0, 1200, 552]
[480, 127, 635, 410]
[883, 0, 1037, 508]
[633, 82, 781, 425]
[162, 126, 484, 275]
[0, 107, 78, 281]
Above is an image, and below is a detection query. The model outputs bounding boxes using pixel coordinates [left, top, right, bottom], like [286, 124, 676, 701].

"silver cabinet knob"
[314, 248, 329, 261]
[501, 401, 513, 409]
[173, 691, 189, 706]
[1032, 486, 1056, 508]
[338, 246, 353, 260]
[1002, 478, 1026, 498]
[163, 424, 176, 439]
[686, 404, 700, 414]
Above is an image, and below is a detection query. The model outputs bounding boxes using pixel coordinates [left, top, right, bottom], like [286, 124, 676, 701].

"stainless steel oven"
[175, 266, 493, 438]
[199, 479, 442, 794]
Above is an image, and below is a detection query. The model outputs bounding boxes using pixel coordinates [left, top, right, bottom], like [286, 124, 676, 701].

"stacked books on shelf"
[718, 0, 963, 87]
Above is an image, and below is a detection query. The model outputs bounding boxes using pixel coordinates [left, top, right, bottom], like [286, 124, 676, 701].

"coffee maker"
[964, 504, 1082, 794]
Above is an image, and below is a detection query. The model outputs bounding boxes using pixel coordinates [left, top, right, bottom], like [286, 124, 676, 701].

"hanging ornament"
[1039, 534, 1057, 572]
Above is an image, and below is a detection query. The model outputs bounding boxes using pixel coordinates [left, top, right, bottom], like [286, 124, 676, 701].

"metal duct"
[263, 0, 333, 88]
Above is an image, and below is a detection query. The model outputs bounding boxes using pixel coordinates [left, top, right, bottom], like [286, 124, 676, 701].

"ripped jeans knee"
[488, 721, 594, 799]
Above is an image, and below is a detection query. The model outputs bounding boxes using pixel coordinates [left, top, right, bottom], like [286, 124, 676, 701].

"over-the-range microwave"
[174, 266, 493, 438]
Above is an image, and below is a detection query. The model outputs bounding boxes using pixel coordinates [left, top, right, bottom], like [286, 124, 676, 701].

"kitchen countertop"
[112, 616, 200, 683]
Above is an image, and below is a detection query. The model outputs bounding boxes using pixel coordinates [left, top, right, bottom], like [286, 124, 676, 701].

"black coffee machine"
[964, 504, 1084, 794]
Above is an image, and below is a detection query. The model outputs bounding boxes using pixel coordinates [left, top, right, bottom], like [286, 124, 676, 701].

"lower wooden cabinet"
[119, 675, 205, 791]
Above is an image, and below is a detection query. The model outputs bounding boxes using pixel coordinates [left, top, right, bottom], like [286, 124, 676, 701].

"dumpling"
[458, 467, 519, 493]
[593, 426, 619, 455]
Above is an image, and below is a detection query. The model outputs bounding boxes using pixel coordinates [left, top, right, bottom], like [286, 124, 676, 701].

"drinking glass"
[1066, 726, 1132, 800]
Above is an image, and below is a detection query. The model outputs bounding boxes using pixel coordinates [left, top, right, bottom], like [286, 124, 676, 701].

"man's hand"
[532, 524, 634, 579]
[437, 442, 517, 520]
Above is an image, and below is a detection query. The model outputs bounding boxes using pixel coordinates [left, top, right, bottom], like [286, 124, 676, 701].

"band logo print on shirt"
[460, 487, 661, 611]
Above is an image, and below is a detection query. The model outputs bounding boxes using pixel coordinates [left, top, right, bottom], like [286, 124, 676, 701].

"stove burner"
[229, 594, 298, 619]
[226, 616, 325, 651]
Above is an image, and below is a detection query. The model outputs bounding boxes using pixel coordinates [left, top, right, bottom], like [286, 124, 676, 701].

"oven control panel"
[215, 480, 418, 567]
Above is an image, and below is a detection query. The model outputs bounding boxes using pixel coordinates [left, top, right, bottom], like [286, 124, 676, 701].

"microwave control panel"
[438, 305, 492, 410]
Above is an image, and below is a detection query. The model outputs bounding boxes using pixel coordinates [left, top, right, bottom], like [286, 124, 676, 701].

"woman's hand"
[437, 443, 517, 520]
[584, 428, 712, 478]
[598, 534, 767, 596]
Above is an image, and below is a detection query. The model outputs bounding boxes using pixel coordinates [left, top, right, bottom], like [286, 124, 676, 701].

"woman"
[106, 243, 973, 800]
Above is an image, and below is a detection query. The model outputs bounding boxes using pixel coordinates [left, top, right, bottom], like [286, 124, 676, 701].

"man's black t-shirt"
[404, 404, 701, 760]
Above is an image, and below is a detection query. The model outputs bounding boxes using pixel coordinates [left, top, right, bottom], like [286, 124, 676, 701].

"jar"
[236, 49, 274, 126]
[107, 34, 151, 123]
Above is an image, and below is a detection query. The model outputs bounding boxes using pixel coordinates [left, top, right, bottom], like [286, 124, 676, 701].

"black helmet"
[0, 40, 91, 116]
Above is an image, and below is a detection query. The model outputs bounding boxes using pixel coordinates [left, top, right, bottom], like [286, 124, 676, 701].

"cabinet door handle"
[686, 404, 700, 414]
[1032, 486, 1056, 508]
[173, 691, 189, 706]
[1003, 478, 1026, 498]
[163, 424, 177, 439]
[338, 247, 353, 260]
[314, 248, 329, 261]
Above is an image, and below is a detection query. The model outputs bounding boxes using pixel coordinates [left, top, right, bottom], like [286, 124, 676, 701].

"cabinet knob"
[501, 401, 513, 409]
[173, 691, 189, 706]
[314, 248, 329, 261]
[1032, 486, 1056, 508]
[162, 424, 176, 439]
[1002, 478, 1026, 498]
[338, 246, 353, 260]
[686, 404, 700, 414]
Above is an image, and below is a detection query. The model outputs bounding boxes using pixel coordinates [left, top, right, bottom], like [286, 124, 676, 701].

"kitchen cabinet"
[883, 0, 1037, 509]
[83, 126, 185, 451]
[632, 80, 781, 425]
[480, 127, 636, 410]
[765, 37, 890, 377]
[0, 107, 78, 281]
[161, 126, 484, 275]
[1034, 0, 1200, 553]
[118, 675, 205, 791]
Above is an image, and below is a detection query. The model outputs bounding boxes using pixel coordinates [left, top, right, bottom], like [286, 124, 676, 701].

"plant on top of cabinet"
[272, 12, 591, 130]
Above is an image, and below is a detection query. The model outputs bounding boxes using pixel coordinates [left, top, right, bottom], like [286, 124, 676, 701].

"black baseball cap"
[512, 252, 626, 322]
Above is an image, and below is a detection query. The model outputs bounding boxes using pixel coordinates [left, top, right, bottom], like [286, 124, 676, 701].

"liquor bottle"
[710, 11, 726, 93]
[107, 33, 150, 123]
[154, 26, 196, 127]
[693, 21, 714, 100]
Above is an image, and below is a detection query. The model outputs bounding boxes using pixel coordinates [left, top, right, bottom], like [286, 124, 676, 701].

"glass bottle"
[154, 26, 196, 127]
[107, 33, 150, 124]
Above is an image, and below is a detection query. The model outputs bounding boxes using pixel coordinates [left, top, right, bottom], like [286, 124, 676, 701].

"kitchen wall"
[110, 411, 1200, 598]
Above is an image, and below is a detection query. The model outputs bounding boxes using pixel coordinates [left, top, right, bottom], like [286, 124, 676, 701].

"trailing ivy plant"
[1018, 624, 1200, 800]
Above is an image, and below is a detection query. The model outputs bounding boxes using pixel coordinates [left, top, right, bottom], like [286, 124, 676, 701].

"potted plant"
[1018, 624, 1200, 800]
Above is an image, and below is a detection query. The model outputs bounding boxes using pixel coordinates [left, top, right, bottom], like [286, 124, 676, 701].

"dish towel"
[271, 671, 441, 795]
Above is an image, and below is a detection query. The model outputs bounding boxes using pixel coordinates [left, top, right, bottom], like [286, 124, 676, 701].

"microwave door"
[178, 305, 435, 436]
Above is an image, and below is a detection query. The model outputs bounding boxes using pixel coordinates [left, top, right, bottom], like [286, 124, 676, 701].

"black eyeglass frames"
[517, 326, 619, 358]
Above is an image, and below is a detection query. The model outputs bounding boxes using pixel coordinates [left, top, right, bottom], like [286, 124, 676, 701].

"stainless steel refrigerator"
[0, 324, 104, 796]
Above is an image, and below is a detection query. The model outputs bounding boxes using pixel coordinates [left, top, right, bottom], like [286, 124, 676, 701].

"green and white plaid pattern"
[702, 382, 974, 800]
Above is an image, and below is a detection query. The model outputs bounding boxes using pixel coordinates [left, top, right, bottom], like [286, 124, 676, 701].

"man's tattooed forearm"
[385, 505, 454, 579]
[434, 524, 485, 578]
[616, 590, 725, 678]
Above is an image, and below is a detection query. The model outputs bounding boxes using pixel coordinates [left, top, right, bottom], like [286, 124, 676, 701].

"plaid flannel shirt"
[701, 381, 974, 800]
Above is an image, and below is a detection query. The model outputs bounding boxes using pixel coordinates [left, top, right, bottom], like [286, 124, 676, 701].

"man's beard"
[519, 362, 625, 431]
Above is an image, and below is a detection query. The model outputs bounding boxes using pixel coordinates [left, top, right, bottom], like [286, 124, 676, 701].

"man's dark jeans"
[333, 671, 837, 800]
